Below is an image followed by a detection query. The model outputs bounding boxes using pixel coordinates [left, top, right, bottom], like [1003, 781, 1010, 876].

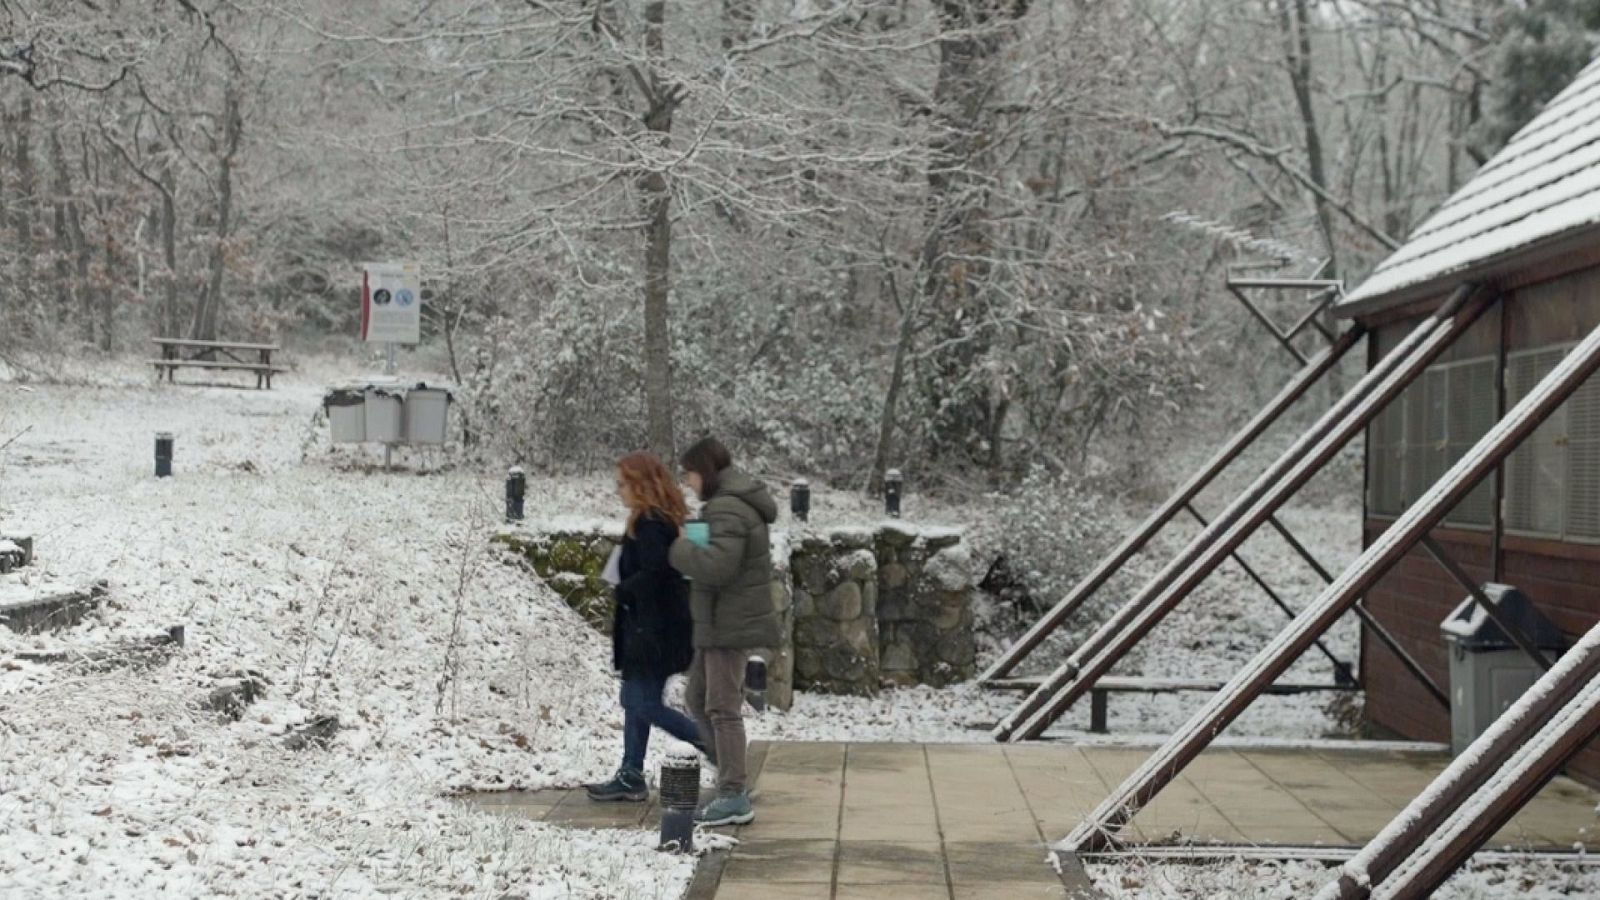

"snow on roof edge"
[1338, 54, 1600, 315]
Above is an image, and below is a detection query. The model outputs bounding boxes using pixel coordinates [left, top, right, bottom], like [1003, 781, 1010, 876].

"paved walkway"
[464, 741, 1600, 899]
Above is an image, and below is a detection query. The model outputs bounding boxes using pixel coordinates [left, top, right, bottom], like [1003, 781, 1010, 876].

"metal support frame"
[1317, 620, 1600, 900]
[1419, 535, 1555, 671]
[1376, 677, 1600, 899]
[1059, 308, 1600, 853]
[982, 263, 1353, 684]
[995, 286, 1491, 742]
[1181, 503, 1356, 682]
[1225, 282, 1340, 365]
[1263, 514, 1446, 704]
[978, 326, 1363, 683]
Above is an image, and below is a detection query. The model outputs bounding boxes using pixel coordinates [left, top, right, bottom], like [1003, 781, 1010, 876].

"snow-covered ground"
[1088, 857, 1600, 900]
[0, 363, 696, 898]
[4, 358, 1594, 899]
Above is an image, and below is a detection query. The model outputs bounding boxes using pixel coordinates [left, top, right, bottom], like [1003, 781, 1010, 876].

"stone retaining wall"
[496, 520, 974, 703]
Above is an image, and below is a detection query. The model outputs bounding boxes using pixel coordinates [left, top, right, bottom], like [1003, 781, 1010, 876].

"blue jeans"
[621, 677, 702, 774]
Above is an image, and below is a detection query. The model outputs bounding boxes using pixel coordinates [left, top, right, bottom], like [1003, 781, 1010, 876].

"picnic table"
[150, 338, 286, 389]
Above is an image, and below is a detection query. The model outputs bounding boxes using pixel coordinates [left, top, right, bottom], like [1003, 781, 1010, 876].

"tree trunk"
[722, 0, 753, 50]
[1279, 0, 1337, 279]
[100, 231, 115, 352]
[48, 130, 80, 339]
[916, 0, 1018, 466]
[869, 277, 920, 494]
[639, 0, 677, 461]
[161, 164, 179, 337]
[190, 86, 242, 342]
[13, 97, 37, 321]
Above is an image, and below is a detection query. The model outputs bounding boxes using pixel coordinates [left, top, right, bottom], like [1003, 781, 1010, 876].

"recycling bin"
[1440, 583, 1567, 755]
[364, 386, 404, 444]
[403, 385, 452, 445]
[324, 387, 367, 443]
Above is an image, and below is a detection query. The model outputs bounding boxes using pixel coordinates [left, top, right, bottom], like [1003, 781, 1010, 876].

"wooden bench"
[150, 338, 285, 389]
[986, 675, 1358, 734]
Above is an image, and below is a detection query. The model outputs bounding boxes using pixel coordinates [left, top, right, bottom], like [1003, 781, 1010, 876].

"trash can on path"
[403, 385, 452, 445]
[324, 387, 367, 443]
[1440, 583, 1567, 755]
[364, 386, 404, 444]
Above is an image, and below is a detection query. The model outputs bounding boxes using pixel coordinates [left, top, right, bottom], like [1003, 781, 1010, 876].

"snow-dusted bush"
[971, 466, 1120, 658]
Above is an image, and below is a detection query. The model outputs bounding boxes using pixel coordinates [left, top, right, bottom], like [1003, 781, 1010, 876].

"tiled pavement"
[464, 741, 1600, 899]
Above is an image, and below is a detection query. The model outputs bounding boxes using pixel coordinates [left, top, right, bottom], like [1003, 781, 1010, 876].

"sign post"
[360, 262, 422, 467]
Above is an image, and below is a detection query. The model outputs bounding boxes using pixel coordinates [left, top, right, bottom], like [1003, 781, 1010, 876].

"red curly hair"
[618, 451, 689, 536]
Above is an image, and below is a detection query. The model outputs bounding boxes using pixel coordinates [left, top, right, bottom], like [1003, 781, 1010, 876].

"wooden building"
[1336, 56, 1600, 783]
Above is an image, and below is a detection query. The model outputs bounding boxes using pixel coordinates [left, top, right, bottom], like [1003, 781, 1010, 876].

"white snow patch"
[0, 373, 695, 898]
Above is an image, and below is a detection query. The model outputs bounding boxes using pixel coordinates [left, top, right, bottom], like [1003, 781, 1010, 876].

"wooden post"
[1089, 690, 1109, 734]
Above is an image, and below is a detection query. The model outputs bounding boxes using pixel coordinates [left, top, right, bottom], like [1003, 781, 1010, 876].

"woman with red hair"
[585, 452, 702, 802]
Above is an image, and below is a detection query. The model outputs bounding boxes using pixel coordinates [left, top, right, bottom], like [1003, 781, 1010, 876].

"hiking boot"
[585, 768, 647, 802]
[695, 790, 754, 826]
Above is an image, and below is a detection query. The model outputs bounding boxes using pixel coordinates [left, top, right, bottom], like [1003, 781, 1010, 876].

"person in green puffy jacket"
[669, 436, 778, 826]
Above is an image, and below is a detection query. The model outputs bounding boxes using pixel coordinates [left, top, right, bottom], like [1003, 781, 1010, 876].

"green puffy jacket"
[668, 468, 780, 649]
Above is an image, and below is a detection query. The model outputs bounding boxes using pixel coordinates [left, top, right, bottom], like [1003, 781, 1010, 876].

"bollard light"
[884, 468, 902, 518]
[505, 466, 526, 522]
[155, 432, 175, 478]
[745, 656, 768, 713]
[790, 478, 810, 522]
[657, 753, 700, 853]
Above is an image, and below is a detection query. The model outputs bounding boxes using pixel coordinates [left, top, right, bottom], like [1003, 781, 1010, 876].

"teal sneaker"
[696, 790, 754, 826]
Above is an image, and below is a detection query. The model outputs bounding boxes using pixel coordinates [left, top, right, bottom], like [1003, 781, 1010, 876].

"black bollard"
[745, 656, 768, 712]
[790, 479, 810, 522]
[505, 466, 526, 522]
[884, 468, 902, 518]
[155, 432, 175, 478]
[658, 754, 700, 853]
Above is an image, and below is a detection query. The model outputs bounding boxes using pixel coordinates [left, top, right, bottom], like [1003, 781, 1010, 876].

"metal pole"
[1224, 278, 1344, 291]
[997, 286, 1484, 741]
[1059, 305, 1600, 852]
[1227, 285, 1308, 365]
[1285, 288, 1340, 344]
[1181, 503, 1354, 679]
[1316, 621, 1600, 900]
[979, 326, 1363, 683]
[1383, 679, 1600, 899]
[1262, 514, 1443, 702]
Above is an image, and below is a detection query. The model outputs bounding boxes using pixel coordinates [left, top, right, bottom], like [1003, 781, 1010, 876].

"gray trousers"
[686, 648, 748, 794]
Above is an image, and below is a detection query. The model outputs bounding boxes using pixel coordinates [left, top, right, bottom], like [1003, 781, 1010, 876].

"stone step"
[0, 579, 109, 634]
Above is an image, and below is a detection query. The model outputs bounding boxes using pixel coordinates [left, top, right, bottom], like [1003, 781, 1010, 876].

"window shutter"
[1369, 386, 1406, 516]
[1565, 376, 1600, 540]
[1506, 348, 1567, 537]
[1445, 359, 1496, 528]
[1414, 368, 1450, 506]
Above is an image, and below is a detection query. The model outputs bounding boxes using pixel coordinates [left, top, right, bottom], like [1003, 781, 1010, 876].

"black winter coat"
[611, 515, 695, 680]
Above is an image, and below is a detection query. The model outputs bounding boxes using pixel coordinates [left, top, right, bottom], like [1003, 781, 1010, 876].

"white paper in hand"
[601, 545, 622, 586]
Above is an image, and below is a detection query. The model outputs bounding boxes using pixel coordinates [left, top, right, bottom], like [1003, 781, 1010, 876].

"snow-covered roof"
[1339, 54, 1600, 315]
